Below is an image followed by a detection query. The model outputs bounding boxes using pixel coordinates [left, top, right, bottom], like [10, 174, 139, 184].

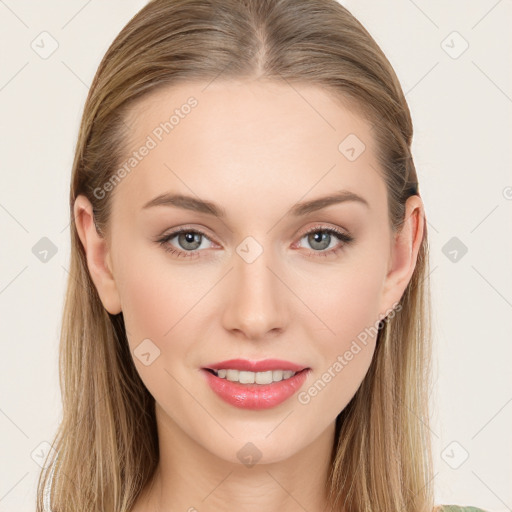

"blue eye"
[296, 226, 354, 258]
[157, 227, 213, 259]
[156, 225, 354, 259]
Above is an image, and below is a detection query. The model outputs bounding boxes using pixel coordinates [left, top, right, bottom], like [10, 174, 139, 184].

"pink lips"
[201, 359, 310, 410]
[204, 358, 307, 372]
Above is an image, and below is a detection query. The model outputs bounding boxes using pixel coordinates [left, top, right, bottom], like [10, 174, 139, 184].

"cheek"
[293, 254, 386, 413]
[115, 251, 209, 404]
[297, 254, 387, 351]
[116, 240, 208, 342]
[119, 269, 173, 342]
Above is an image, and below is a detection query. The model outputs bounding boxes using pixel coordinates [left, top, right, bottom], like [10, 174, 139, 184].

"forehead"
[112, 79, 384, 217]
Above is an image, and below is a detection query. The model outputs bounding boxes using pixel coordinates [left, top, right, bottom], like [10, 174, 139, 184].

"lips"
[201, 366, 311, 410]
[203, 358, 308, 373]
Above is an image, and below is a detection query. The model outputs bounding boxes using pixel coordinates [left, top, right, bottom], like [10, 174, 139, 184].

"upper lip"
[203, 359, 308, 372]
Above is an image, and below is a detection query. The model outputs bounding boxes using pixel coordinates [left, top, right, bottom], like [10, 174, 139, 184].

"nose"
[221, 243, 288, 340]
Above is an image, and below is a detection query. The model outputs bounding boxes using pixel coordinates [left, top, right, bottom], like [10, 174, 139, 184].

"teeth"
[212, 369, 297, 384]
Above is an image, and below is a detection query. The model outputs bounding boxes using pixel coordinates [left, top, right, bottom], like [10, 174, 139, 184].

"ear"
[379, 195, 425, 319]
[73, 195, 122, 315]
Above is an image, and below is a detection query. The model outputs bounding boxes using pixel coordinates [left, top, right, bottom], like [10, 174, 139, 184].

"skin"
[74, 78, 424, 512]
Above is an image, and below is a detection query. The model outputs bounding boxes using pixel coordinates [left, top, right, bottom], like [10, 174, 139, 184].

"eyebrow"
[142, 189, 369, 217]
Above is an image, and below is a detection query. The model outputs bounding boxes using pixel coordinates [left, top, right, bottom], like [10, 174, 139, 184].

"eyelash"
[156, 225, 354, 260]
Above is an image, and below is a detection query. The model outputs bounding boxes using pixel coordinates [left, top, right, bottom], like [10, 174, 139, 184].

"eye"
[295, 225, 354, 258]
[156, 227, 215, 259]
[156, 225, 355, 259]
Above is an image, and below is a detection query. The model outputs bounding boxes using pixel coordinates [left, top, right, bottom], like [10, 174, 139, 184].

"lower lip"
[201, 368, 310, 410]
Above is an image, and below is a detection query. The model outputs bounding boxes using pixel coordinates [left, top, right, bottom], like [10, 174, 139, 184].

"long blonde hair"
[36, 1, 434, 510]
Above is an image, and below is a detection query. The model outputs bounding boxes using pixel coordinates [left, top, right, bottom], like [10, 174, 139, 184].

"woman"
[37, 0, 488, 511]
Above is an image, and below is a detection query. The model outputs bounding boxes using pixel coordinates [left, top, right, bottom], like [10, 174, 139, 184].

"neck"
[131, 403, 338, 512]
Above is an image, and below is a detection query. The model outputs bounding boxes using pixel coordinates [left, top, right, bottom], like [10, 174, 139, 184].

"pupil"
[310, 231, 329, 250]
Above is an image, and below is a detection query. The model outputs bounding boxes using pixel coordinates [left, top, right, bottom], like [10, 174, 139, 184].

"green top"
[440, 506, 489, 512]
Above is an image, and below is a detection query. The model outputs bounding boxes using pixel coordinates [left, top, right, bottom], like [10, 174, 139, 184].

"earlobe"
[380, 195, 425, 316]
[73, 195, 122, 315]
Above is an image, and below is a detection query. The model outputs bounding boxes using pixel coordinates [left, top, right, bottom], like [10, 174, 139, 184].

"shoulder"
[437, 505, 489, 512]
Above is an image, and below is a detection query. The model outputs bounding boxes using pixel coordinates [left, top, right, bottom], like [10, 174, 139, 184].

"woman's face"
[77, 79, 422, 466]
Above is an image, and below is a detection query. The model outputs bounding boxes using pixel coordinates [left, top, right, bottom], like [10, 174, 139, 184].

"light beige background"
[0, 1, 511, 511]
